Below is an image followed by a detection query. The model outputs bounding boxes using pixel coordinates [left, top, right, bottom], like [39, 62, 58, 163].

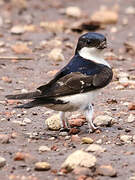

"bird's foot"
[88, 124, 99, 133]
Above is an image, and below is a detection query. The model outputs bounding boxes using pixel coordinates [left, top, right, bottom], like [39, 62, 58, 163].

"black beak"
[97, 41, 107, 49]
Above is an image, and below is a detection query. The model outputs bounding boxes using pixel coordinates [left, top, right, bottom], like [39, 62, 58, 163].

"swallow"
[6, 32, 113, 132]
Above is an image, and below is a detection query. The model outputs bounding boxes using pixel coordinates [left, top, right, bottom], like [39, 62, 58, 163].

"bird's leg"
[85, 104, 98, 133]
[59, 111, 70, 131]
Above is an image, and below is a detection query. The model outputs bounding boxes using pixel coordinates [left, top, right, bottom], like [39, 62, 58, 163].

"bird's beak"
[97, 41, 107, 49]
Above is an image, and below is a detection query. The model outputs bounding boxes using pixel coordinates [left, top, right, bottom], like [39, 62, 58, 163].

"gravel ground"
[0, 0, 135, 180]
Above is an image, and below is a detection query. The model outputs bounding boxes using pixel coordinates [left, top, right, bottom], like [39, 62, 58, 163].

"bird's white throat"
[78, 47, 110, 68]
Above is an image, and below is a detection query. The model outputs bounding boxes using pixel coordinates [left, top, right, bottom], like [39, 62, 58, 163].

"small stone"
[48, 48, 65, 62]
[38, 146, 51, 152]
[125, 6, 135, 15]
[69, 128, 80, 134]
[122, 17, 128, 26]
[129, 176, 135, 180]
[40, 39, 62, 48]
[85, 144, 106, 153]
[0, 16, 3, 27]
[96, 139, 102, 144]
[65, 136, 71, 140]
[61, 150, 96, 170]
[82, 137, 94, 144]
[73, 167, 91, 176]
[127, 114, 135, 123]
[35, 162, 51, 171]
[124, 41, 135, 55]
[69, 118, 85, 127]
[65, 6, 82, 18]
[11, 43, 32, 54]
[91, 10, 118, 24]
[59, 131, 68, 136]
[48, 137, 55, 140]
[94, 115, 114, 126]
[23, 118, 32, 124]
[71, 19, 100, 32]
[115, 85, 125, 90]
[77, 175, 87, 180]
[0, 134, 10, 144]
[11, 25, 25, 34]
[2, 76, 12, 83]
[0, 41, 5, 47]
[71, 135, 81, 142]
[0, 157, 6, 168]
[128, 103, 135, 110]
[14, 152, 34, 161]
[40, 20, 66, 32]
[45, 114, 61, 130]
[21, 89, 28, 93]
[133, 135, 135, 144]
[120, 135, 132, 143]
[97, 165, 117, 177]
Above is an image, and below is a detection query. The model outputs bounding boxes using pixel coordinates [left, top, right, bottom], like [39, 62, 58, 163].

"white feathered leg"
[85, 104, 98, 132]
[59, 111, 69, 129]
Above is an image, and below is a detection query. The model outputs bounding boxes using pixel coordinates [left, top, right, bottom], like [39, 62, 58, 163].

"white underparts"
[57, 90, 98, 111]
[78, 47, 111, 68]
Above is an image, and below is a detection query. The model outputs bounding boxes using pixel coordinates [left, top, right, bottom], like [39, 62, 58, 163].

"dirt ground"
[0, 0, 135, 180]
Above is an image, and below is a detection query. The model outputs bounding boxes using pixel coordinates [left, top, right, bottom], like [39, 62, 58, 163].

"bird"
[6, 32, 113, 132]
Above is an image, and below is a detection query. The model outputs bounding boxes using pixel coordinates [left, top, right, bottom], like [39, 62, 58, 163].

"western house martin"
[6, 32, 113, 132]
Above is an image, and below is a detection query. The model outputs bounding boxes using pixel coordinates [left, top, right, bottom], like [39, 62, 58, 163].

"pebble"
[97, 165, 117, 177]
[96, 139, 102, 144]
[0, 134, 10, 144]
[125, 6, 135, 15]
[0, 16, 3, 27]
[21, 89, 28, 93]
[85, 144, 106, 153]
[133, 135, 135, 144]
[65, 136, 71, 140]
[120, 135, 132, 143]
[65, 6, 82, 18]
[71, 135, 81, 142]
[128, 103, 135, 110]
[59, 131, 68, 136]
[69, 118, 85, 127]
[94, 115, 114, 126]
[40, 21, 66, 32]
[130, 176, 135, 180]
[61, 150, 96, 170]
[48, 48, 65, 62]
[14, 152, 35, 162]
[115, 85, 125, 90]
[45, 114, 61, 130]
[38, 146, 51, 152]
[23, 118, 32, 124]
[73, 167, 91, 176]
[35, 162, 51, 171]
[11, 25, 25, 34]
[0, 157, 6, 168]
[127, 114, 135, 123]
[0, 41, 5, 47]
[81, 137, 94, 144]
[91, 10, 118, 24]
[40, 39, 62, 48]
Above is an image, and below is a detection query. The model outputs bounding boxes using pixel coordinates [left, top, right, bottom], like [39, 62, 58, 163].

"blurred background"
[0, 1, 135, 180]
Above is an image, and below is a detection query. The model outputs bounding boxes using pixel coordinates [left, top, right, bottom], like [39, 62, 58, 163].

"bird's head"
[75, 32, 107, 55]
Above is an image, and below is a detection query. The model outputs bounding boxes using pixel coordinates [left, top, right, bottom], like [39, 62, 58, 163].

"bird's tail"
[6, 91, 41, 100]
[15, 100, 42, 109]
